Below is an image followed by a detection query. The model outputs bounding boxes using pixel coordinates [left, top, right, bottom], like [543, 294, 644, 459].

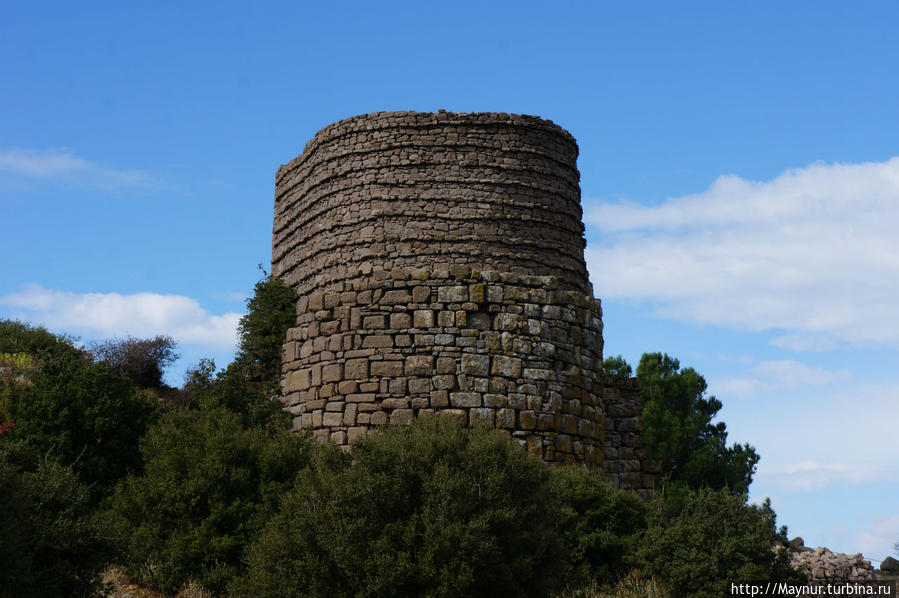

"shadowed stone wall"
[273, 111, 654, 495]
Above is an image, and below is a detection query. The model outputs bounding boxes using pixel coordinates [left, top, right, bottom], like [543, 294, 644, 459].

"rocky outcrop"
[787, 538, 876, 582]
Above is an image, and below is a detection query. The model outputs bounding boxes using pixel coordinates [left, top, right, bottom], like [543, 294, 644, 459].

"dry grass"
[101, 567, 214, 598]
[557, 575, 670, 598]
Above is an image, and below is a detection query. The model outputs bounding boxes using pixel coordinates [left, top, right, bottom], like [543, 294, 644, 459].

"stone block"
[405, 355, 433, 376]
[461, 353, 489, 375]
[412, 285, 431, 303]
[390, 312, 411, 329]
[436, 356, 456, 374]
[491, 355, 522, 378]
[346, 393, 376, 403]
[413, 310, 434, 328]
[494, 313, 520, 331]
[338, 380, 358, 394]
[438, 285, 469, 303]
[362, 334, 393, 348]
[469, 283, 486, 303]
[483, 393, 506, 408]
[371, 360, 404, 376]
[347, 427, 368, 443]
[440, 409, 468, 425]
[363, 315, 386, 329]
[408, 377, 431, 393]
[286, 369, 311, 391]
[496, 408, 515, 428]
[322, 363, 343, 383]
[344, 358, 368, 379]
[469, 408, 494, 426]
[519, 410, 537, 430]
[322, 411, 343, 427]
[432, 374, 455, 390]
[381, 290, 412, 304]
[390, 409, 414, 424]
[450, 392, 481, 408]
[437, 310, 455, 327]
[430, 390, 449, 407]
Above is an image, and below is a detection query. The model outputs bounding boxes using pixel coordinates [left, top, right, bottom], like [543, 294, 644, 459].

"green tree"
[182, 274, 295, 429]
[602, 354, 633, 377]
[89, 335, 179, 389]
[236, 417, 567, 598]
[110, 407, 312, 594]
[632, 488, 802, 598]
[0, 320, 159, 495]
[236, 273, 296, 387]
[0, 444, 113, 597]
[550, 465, 648, 589]
[629, 352, 759, 494]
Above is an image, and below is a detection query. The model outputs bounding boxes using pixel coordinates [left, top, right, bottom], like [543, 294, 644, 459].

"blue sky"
[3, 1, 897, 563]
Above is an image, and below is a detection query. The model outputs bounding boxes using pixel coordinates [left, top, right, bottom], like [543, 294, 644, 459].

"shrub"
[0, 320, 159, 495]
[110, 407, 312, 594]
[89, 335, 179, 389]
[0, 445, 113, 597]
[551, 466, 648, 588]
[235, 274, 296, 387]
[632, 488, 803, 598]
[181, 274, 295, 429]
[236, 417, 567, 598]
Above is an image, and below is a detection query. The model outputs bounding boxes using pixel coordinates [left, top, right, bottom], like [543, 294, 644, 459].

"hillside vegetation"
[0, 275, 803, 597]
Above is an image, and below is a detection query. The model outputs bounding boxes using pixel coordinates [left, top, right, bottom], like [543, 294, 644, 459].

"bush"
[0, 445, 113, 597]
[236, 417, 567, 598]
[110, 407, 313, 594]
[632, 488, 803, 598]
[0, 320, 159, 495]
[89, 335, 179, 389]
[181, 274, 295, 429]
[235, 274, 296, 387]
[551, 466, 648, 589]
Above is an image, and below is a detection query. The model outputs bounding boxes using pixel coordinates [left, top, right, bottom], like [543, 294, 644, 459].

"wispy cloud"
[0, 148, 157, 190]
[0, 284, 240, 351]
[755, 461, 899, 492]
[711, 359, 850, 399]
[584, 157, 899, 347]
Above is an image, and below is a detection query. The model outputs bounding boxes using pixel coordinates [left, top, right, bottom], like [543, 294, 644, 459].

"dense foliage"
[110, 407, 312, 594]
[236, 417, 567, 598]
[0, 307, 798, 596]
[236, 273, 297, 387]
[0, 320, 158, 494]
[632, 489, 802, 598]
[551, 466, 648, 588]
[605, 352, 759, 495]
[89, 335, 179, 389]
[183, 274, 295, 428]
[0, 444, 112, 597]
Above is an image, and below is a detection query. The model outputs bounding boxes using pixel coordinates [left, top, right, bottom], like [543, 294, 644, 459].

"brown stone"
[405, 355, 433, 376]
[370, 360, 404, 377]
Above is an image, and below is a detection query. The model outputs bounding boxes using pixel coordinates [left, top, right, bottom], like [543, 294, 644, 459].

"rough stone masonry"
[272, 111, 658, 496]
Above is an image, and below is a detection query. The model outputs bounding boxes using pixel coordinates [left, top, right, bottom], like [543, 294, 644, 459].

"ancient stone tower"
[274, 111, 655, 494]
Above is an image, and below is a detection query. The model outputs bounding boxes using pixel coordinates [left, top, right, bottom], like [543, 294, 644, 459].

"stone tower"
[274, 111, 655, 493]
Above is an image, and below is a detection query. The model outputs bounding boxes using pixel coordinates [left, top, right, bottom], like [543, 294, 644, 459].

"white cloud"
[771, 333, 839, 352]
[0, 148, 156, 189]
[755, 461, 899, 492]
[584, 157, 899, 347]
[855, 515, 899, 562]
[0, 284, 241, 351]
[710, 359, 850, 399]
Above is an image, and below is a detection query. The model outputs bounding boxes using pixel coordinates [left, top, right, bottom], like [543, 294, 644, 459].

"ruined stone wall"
[274, 111, 654, 494]
[272, 111, 589, 297]
[281, 267, 605, 467]
[602, 374, 661, 498]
